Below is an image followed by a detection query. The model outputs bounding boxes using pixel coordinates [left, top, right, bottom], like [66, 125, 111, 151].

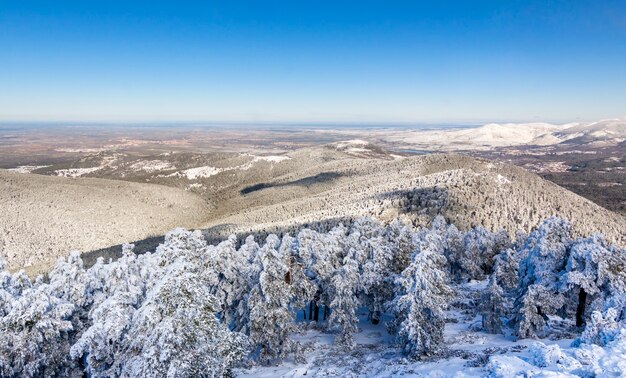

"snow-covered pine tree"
[349, 218, 395, 325]
[120, 267, 248, 377]
[0, 283, 77, 378]
[561, 234, 626, 328]
[442, 223, 465, 282]
[492, 248, 521, 291]
[231, 235, 262, 334]
[328, 255, 360, 349]
[480, 274, 505, 334]
[70, 250, 148, 377]
[513, 217, 573, 338]
[384, 219, 418, 276]
[296, 226, 344, 321]
[280, 235, 316, 312]
[247, 234, 297, 363]
[392, 230, 453, 357]
[202, 235, 254, 328]
[575, 307, 621, 347]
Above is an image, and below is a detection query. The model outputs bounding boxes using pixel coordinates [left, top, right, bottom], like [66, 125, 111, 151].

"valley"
[1, 119, 624, 274]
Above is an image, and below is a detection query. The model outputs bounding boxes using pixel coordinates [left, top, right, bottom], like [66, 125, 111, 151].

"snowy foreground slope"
[1, 216, 625, 377]
[240, 292, 626, 377]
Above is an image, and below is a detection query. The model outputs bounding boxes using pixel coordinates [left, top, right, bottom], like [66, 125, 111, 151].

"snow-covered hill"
[349, 117, 625, 150]
[556, 117, 626, 146]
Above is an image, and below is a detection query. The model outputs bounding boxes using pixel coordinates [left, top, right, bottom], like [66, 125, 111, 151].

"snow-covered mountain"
[366, 117, 625, 150]
[448, 117, 626, 147]
[453, 122, 569, 146]
[556, 117, 626, 146]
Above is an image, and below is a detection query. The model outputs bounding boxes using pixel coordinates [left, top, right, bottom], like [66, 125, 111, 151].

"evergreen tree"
[328, 256, 360, 349]
[247, 235, 297, 363]
[392, 231, 453, 357]
[514, 217, 572, 338]
[480, 275, 505, 334]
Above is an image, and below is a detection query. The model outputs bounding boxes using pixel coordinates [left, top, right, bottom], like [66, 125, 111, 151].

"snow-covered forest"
[1, 216, 625, 377]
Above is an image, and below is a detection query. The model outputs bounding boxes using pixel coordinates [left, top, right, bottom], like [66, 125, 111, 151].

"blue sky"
[1, 1, 625, 123]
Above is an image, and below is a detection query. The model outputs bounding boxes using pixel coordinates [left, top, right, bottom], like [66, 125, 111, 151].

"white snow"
[186, 183, 204, 190]
[495, 174, 510, 186]
[252, 155, 292, 163]
[335, 139, 370, 149]
[129, 160, 174, 173]
[7, 165, 50, 173]
[237, 155, 292, 170]
[55, 167, 102, 177]
[524, 161, 571, 173]
[180, 166, 223, 179]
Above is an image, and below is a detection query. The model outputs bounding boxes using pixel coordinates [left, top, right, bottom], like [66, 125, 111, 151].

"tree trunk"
[324, 305, 329, 320]
[576, 288, 587, 327]
[309, 301, 313, 320]
[313, 303, 320, 322]
[372, 310, 381, 325]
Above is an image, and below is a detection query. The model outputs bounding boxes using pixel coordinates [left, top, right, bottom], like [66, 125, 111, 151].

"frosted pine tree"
[203, 235, 253, 327]
[561, 234, 626, 327]
[0, 284, 77, 378]
[514, 217, 572, 338]
[231, 235, 262, 335]
[492, 248, 521, 291]
[384, 219, 418, 276]
[120, 267, 248, 377]
[350, 219, 394, 325]
[442, 223, 465, 282]
[70, 249, 148, 377]
[480, 275, 506, 334]
[392, 231, 453, 357]
[328, 256, 360, 349]
[296, 226, 344, 321]
[280, 235, 316, 311]
[247, 235, 297, 363]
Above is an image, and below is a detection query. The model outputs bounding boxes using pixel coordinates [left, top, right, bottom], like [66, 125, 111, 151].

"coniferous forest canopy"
[1, 216, 626, 377]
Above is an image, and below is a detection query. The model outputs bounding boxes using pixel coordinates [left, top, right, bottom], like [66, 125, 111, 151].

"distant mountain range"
[360, 117, 626, 151]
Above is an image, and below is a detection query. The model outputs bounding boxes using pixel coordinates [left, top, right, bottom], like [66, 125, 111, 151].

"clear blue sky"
[1, 1, 625, 123]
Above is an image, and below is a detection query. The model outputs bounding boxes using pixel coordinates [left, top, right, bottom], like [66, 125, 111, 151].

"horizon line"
[2, 116, 621, 128]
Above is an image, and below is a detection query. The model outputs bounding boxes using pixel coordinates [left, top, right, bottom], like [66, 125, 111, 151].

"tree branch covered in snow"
[0, 216, 624, 377]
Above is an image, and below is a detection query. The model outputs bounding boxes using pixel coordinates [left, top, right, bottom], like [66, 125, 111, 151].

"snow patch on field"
[253, 155, 291, 163]
[7, 165, 50, 173]
[129, 160, 174, 173]
[524, 161, 571, 173]
[345, 147, 370, 153]
[186, 183, 204, 190]
[55, 167, 102, 177]
[495, 174, 510, 186]
[238, 155, 292, 170]
[181, 166, 223, 179]
[335, 139, 369, 149]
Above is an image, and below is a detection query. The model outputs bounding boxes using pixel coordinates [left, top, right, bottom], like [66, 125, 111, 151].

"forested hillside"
[1, 216, 625, 377]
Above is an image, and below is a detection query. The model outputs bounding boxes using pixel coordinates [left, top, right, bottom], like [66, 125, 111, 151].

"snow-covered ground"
[129, 159, 175, 173]
[7, 165, 50, 173]
[180, 166, 223, 179]
[55, 166, 102, 177]
[524, 161, 571, 173]
[253, 155, 292, 163]
[238, 281, 626, 377]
